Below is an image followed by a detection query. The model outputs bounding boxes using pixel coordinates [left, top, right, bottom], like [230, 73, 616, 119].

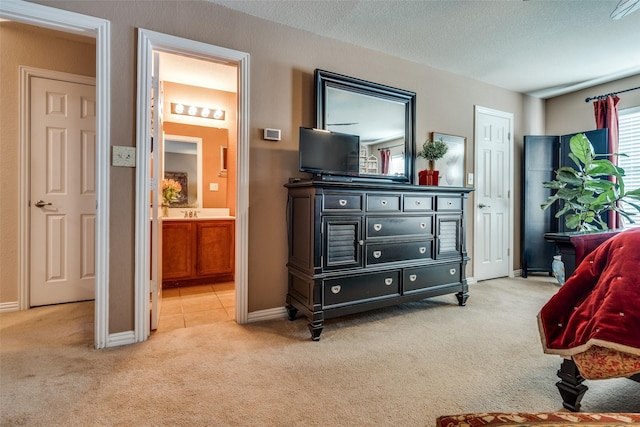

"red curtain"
[593, 95, 620, 229]
[380, 149, 391, 174]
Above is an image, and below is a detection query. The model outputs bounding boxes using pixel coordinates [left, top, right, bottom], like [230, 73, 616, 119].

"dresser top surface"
[285, 178, 474, 194]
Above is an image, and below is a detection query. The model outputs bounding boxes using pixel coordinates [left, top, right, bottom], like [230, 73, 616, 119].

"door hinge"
[149, 177, 157, 190]
[507, 248, 510, 256]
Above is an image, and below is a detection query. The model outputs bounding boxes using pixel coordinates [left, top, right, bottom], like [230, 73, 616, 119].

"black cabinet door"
[323, 217, 363, 270]
[522, 135, 558, 276]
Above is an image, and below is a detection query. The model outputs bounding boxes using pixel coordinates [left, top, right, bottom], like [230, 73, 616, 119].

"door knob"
[34, 200, 52, 208]
[478, 203, 491, 208]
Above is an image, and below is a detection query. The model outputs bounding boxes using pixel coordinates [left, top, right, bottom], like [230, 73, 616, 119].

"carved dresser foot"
[456, 291, 469, 306]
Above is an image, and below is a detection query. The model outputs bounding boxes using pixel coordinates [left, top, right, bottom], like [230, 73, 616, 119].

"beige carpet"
[1, 276, 639, 426]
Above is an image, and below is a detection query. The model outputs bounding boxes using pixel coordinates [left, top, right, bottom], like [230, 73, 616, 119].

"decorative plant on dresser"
[284, 180, 473, 340]
[417, 138, 449, 186]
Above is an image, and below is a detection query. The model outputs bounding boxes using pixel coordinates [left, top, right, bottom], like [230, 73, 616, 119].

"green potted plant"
[541, 133, 640, 231]
[417, 138, 448, 185]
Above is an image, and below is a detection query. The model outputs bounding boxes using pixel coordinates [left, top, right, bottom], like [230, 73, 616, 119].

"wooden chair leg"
[556, 358, 588, 412]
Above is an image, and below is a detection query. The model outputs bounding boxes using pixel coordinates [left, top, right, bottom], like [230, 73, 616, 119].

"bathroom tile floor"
[156, 282, 235, 332]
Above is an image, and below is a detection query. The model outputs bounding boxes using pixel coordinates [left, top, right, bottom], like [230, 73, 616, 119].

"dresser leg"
[286, 304, 298, 321]
[556, 358, 588, 412]
[308, 321, 323, 341]
[456, 291, 468, 306]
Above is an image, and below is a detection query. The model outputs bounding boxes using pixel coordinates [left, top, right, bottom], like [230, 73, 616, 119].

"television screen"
[299, 127, 360, 177]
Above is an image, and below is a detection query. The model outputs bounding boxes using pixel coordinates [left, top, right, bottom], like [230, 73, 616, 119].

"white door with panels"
[30, 77, 96, 306]
[150, 52, 164, 331]
[474, 106, 513, 281]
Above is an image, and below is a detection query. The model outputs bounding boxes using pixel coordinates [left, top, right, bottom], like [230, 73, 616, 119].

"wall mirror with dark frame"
[316, 69, 416, 184]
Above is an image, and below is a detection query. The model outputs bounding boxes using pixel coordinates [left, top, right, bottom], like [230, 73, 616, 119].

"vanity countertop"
[163, 216, 235, 221]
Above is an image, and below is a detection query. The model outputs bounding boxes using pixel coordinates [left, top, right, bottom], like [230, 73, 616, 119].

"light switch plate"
[467, 173, 474, 186]
[112, 146, 136, 167]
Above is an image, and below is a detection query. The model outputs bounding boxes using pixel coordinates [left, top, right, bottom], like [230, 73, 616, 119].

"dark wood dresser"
[284, 180, 473, 340]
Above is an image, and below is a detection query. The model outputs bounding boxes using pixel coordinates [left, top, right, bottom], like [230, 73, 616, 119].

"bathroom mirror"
[316, 69, 416, 183]
[164, 135, 203, 207]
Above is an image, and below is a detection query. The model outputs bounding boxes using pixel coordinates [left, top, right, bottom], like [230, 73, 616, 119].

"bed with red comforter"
[538, 228, 640, 410]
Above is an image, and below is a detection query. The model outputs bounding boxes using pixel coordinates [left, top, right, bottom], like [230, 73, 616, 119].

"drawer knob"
[420, 222, 427, 229]
[373, 223, 382, 231]
[409, 274, 417, 282]
[358, 240, 364, 246]
[331, 285, 341, 294]
[450, 268, 456, 275]
[415, 200, 421, 206]
[384, 278, 393, 286]
[419, 247, 427, 254]
[380, 200, 387, 206]
[339, 199, 347, 206]
[373, 250, 382, 259]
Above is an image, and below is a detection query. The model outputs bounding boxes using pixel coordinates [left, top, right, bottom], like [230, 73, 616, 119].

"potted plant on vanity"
[161, 178, 182, 217]
[417, 138, 448, 185]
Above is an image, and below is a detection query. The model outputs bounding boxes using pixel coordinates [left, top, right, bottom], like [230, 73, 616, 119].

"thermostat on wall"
[263, 128, 281, 141]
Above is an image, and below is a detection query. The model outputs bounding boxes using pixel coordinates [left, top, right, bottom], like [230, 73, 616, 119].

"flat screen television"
[299, 127, 360, 178]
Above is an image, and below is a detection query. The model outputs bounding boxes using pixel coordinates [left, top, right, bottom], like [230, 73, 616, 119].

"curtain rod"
[377, 144, 403, 151]
[585, 85, 640, 102]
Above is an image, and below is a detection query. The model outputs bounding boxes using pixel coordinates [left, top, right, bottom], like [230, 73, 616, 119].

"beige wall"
[546, 74, 640, 135]
[15, 0, 547, 332]
[0, 22, 95, 303]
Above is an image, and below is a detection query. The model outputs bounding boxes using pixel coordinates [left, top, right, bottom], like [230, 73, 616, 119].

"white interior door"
[150, 52, 164, 330]
[474, 106, 513, 281]
[30, 77, 96, 306]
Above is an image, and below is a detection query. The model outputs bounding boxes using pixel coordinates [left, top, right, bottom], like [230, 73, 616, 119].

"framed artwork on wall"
[431, 132, 466, 187]
[164, 171, 188, 205]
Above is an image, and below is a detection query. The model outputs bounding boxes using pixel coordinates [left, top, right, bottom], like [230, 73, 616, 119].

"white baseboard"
[512, 269, 522, 277]
[0, 301, 19, 313]
[466, 277, 477, 285]
[247, 306, 288, 323]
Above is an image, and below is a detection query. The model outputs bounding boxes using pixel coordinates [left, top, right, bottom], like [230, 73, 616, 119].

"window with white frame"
[618, 105, 640, 228]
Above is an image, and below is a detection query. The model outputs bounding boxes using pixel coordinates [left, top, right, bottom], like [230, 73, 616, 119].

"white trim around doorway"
[135, 29, 250, 342]
[2, 0, 111, 349]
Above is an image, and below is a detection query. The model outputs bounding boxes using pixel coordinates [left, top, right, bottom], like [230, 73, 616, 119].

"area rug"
[436, 412, 640, 426]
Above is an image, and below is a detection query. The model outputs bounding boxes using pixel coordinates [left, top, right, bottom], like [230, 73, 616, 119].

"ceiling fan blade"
[611, 0, 640, 20]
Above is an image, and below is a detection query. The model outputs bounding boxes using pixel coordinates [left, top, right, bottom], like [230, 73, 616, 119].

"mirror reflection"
[164, 135, 202, 207]
[162, 123, 229, 208]
[316, 69, 415, 183]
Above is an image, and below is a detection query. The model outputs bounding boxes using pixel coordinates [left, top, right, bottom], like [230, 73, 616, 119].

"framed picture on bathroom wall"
[431, 132, 466, 187]
[165, 171, 188, 205]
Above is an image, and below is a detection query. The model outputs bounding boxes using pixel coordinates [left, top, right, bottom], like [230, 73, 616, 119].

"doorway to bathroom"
[155, 54, 238, 331]
[135, 29, 250, 341]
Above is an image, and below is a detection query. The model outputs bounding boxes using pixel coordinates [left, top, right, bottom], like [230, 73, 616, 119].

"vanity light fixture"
[171, 103, 225, 121]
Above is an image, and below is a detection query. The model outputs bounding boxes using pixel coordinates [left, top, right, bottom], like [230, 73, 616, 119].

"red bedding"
[538, 229, 640, 366]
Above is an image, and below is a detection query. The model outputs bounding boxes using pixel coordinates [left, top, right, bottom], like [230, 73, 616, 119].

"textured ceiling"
[209, 0, 640, 98]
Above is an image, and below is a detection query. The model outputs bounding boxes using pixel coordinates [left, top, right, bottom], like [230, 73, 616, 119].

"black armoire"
[521, 128, 608, 277]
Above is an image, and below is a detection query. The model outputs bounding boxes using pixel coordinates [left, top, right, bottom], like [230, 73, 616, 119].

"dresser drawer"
[366, 194, 401, 212]
[323, 193, 362, 211]
[366, 216, 432, 239]
[436, 196, 462, 212]
[404, 196, 434, 212]
[403, 262, 462, 293]
[366, 240, 433, 265]
[323, 270, 400, 308]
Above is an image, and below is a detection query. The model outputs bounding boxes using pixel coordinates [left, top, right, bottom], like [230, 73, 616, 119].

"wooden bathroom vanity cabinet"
[162, 219, 235, 286]
[285, 180, 472, 340]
